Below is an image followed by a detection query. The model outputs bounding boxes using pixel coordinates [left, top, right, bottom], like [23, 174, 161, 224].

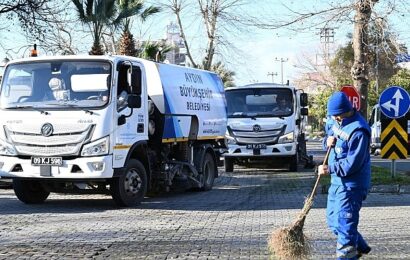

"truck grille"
[5, 124, 94, 156]
[229, 126, 285, 144]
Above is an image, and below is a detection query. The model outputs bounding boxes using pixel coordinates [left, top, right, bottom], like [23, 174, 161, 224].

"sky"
[0, 0, 409, 86]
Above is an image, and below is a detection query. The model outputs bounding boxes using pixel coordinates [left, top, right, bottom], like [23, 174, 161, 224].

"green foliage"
[309, 87, 334, 130]
[72, 0, 117, 54]
[199, 61, 236, 88]
[115, 0, 160, 31]
[367, 80, 380, 110]
[388, 69, 410, 93]
[72, 0, 160, 55]
[330, 22, 404, 92]
[320, 166, 410, 186]
[117, 0, 160, 56]
[371, 166, 410, 185]
[329, 43, 354, 86]
[138, 41, 172, 61]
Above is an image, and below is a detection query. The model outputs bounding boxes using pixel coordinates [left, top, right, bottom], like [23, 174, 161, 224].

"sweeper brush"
[268, 147, 331, 259]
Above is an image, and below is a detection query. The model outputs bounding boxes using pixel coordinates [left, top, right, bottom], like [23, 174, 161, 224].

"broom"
[268, 146, 332, 260]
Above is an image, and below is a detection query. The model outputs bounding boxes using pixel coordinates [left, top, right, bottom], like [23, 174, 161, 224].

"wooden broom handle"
[309, 146, 332, 199]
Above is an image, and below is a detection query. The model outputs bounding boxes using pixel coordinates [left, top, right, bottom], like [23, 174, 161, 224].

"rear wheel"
[224, 157, 234, 173]
[13, 179, 50, 204]
[111, 159, 147, 207]
[199, 153, 216, 191]
[289, 153, 299, 172]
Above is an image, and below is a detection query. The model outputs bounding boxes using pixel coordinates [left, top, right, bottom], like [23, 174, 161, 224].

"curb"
[320, 184, 410, 194]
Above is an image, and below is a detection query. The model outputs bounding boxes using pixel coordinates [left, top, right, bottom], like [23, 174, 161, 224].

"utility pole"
[375, 32, 380, 95]
[267, 72, 278, 83]
[274, 57, 288, 84]
[317, 27, 335, 68]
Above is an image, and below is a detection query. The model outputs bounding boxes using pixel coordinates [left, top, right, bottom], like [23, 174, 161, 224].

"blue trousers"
[327, 185, 368, 260]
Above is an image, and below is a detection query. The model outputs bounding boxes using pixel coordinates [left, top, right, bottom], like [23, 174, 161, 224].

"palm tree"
[199, 61, 236, 88]
[72, 0, 159, 55]
[138, 40, 172, 62]
[117, 0, 160, 56]
[72, 0, 117, 55]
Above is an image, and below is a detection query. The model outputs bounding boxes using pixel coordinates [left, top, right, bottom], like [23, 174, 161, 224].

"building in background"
[164, 22, 186, 66]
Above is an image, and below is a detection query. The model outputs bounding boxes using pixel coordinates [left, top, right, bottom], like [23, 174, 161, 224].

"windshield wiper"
[6, 105, 49, 115]
[228, 112, 259, 119]
[47, 103, 94, 115]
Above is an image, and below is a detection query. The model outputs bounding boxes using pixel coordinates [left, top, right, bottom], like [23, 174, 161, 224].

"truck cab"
[223, 83, 310, 172]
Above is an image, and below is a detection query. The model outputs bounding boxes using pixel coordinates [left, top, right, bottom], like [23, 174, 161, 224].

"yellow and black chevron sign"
[381, 118, 408, 159]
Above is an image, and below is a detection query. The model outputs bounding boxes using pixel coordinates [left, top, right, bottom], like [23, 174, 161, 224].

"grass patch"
[319, 166, 410, 186]
[371, 166, 410, 185]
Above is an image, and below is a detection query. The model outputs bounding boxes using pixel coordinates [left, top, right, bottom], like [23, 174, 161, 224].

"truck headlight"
[224, 130, 236, 145]
[278, 132, 294, 144]
[81, 136, 109, 157]
[0, 138, 17, 156]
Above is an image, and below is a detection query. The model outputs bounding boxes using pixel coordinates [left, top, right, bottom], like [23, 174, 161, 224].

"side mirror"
[300, 93, 308, 107]
[301, 107, 308, 116]
[127, 94, 141, 108]
[118, 115, 126, 126]
[131, 66, 142, 95]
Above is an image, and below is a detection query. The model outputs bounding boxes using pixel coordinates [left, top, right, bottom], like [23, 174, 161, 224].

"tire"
[111, 159, 147, 207]
[13, 179, 50, 204]
[199, 153, 216, 191]
[289, 153, 299, 172]
[224, 157, 234, 173]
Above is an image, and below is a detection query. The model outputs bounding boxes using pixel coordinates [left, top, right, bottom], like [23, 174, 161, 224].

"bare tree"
[350, 0, 379, 118]
[163, 0, 263, 70]
[26, 2, 80, 55]
[293, 50, 338, 91]
[0, 0, 65, 38]
[258, 0, 397, 117]
[166, 0, 198, 67]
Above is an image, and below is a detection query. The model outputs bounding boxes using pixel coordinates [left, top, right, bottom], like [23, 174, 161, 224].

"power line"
[267, 72, 278, 83]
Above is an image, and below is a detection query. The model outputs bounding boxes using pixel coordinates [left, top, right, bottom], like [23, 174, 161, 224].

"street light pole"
[267, 72, 278, 83]
[275, 57, 289, 84]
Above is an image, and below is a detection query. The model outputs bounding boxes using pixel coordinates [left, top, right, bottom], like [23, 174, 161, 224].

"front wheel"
[224, 157, 234, 173]
[111, 159, 147, 207]
[289, 153, 299, 172]
[13, 179, 50, 204]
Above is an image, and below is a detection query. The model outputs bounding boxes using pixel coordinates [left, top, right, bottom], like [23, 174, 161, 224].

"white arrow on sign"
[381, 89, 403, 117]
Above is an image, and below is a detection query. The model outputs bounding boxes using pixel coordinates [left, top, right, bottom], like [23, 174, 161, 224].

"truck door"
[113, 62, 147, 168]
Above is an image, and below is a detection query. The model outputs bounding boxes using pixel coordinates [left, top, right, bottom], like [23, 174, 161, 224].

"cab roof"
[225, 82, 295, 91]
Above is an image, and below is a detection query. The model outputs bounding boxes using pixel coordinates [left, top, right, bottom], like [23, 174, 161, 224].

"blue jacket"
[324, 111, 371, 189]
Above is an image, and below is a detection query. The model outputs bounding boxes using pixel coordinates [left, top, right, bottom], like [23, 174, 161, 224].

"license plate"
[246, 144, 266, 149]
[31, 157, 63, 166]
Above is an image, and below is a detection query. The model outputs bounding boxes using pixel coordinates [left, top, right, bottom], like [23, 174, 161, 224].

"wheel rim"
[124, 169, 142, 196]
[203, 159, 212, 186]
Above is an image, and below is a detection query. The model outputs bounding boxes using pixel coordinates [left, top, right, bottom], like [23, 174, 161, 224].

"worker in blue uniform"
[319, 91, 372, 259]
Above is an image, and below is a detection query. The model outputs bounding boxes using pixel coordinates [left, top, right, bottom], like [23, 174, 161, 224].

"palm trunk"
[89, 23, 104, 55]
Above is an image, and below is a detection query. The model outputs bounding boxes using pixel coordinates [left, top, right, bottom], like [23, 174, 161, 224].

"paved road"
[0, 142, 409, 259]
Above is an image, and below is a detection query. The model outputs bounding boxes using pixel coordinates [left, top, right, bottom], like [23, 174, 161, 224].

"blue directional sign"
[379, 86, 410, 119]
[395, 53, 410, 63]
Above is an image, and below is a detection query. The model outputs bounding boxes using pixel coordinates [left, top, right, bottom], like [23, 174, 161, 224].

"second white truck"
[223, 83, 312, 172]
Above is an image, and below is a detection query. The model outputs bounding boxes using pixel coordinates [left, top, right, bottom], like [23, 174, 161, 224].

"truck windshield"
[226, 88, 293, 118]
[0, 61, 111, 109]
